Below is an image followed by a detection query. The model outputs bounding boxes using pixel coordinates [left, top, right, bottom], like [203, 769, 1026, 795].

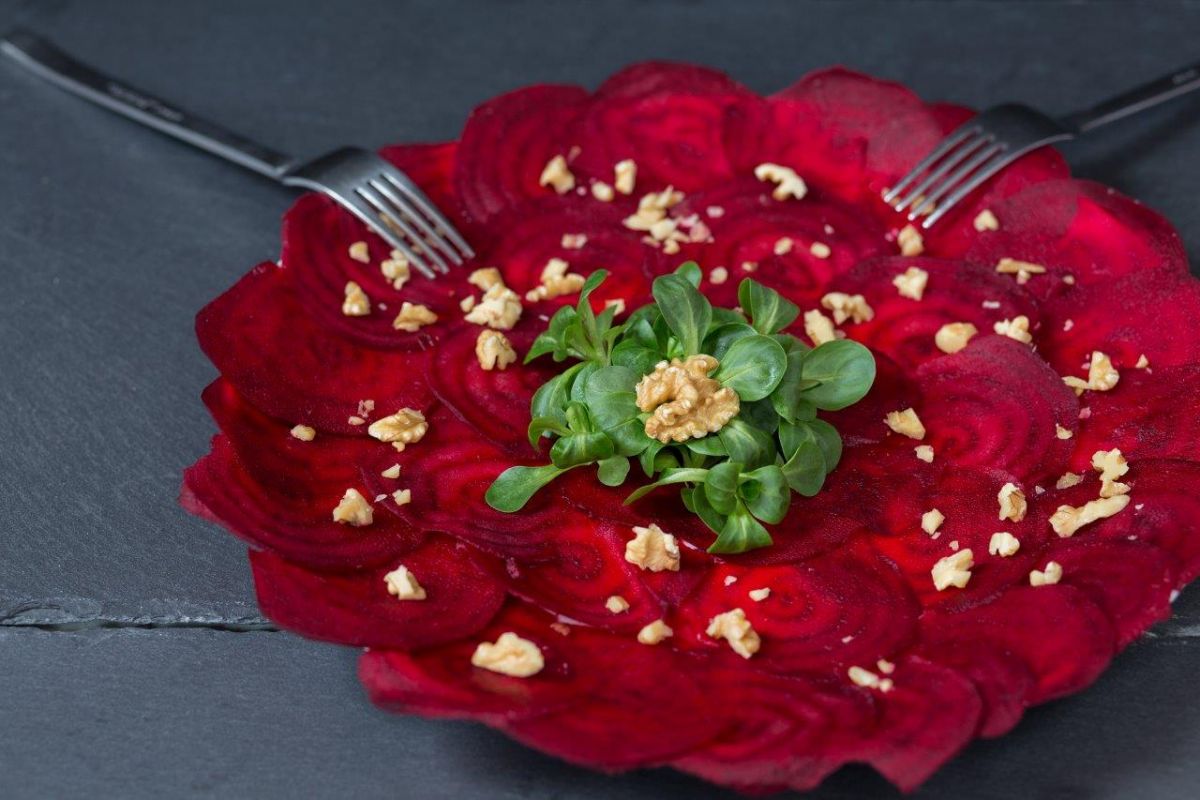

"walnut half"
[635, 355, 740, 443]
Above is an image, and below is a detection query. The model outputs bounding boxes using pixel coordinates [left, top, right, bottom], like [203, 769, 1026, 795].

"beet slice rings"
[182, 62, 1200, 793]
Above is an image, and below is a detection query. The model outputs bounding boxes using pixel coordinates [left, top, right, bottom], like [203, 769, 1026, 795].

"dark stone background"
[2, 1, 1199, 797]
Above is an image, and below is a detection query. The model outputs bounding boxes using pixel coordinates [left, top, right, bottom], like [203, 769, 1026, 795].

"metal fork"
[884, 61, 1200, 229]
[1, 28, 473, 279]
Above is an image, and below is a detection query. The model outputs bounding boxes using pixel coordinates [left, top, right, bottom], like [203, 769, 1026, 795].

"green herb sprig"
[485, 263, 876, 554]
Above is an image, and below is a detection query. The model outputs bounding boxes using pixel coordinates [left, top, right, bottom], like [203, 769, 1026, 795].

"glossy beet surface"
[182, 62, 1200, 793]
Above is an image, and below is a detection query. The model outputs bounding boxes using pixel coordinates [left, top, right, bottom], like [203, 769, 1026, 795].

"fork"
[0, 28, 473, 279]
[883, 60, 1200, 229]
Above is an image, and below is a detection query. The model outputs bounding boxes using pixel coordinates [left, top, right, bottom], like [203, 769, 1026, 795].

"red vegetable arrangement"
[182, 62, 1200, 793]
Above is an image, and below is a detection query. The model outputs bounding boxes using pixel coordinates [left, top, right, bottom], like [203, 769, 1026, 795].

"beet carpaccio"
[182, 62, 1200, 792]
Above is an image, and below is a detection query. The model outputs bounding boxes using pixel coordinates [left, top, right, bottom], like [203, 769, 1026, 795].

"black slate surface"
[2, 1, 1199, 797]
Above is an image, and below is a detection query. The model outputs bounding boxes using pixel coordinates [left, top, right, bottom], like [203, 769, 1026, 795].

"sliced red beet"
[1071, 365, 1200, 464]
[378, 141, 462, 215]
[860, 656, 983, 792]
[835, 256, 1040, 370]
[672, 666, 874, 793]
[1038, 270, 1200, 374]
[916, 335, 1078, 483]
[672, 540, 920, 677]
[918, 584, 1115, 708]
[250, 535, 505, 649]
[821, 350, 919, 447]
[453, 84, 592, 225]
[182, 437, 426, 570]
[963, 179, 1189, 300]
[196, 262, 434, 433]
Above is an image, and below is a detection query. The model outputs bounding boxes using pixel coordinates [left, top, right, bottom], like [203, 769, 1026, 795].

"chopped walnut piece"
[998, 482, 1028, 522]
[525, 257, 586, 302]
[934, 322, 978, 354]
[1055, 471, 1084, 490]
[884, 408, 926, 440]
[538, 154, 575, 194]
[342, 281, 371, 317]
[550, 622, 571, 636]
[915, 445, 935, 463]
[605, 595, 630, 614]
[383, 565, 426, 600]
[932, 549, 974, 591]
[821, 292, 875, 324]
[381, 254, 411, 290]
[380, 464, 401, 479]
[459, 295, 476, 312]
[614, 158, 637, 195]
[993, 315, 1033, 344]
[706, 205, 725, 218]
[921, 508, 945, 536]
[848, 665, 881, 689]
[741, 261, 758, 273]
[468, 267, 504, 291]
[1063, 351, 1120, 394]
[392, 489, 412, 506]
[706, 608, 761, 659]
[332, 488, 373, 527]
[591, 181, 615, 202]
[709, 266, 729, 285]
[471, 632, 545, 677]
[605, 298, 626, 316]
[637, 619, 674, 645]
[475, 329, 518, 371]
[877, 659, 896, 675]
[1136, 354, 1150, 369]
[1050, 495, 1131, 538]
[995, 257, 1047, 285]
[804, 309, 841, 346]
[748, 588, 771, 602]
[392, 302, 437, 332]
[465, 283, 523, 330]
[1092, 448, 1131, 498]
[561, 233, 588, 250]
[623, 185, 684, 232]
[897, 224, 924, 256]
[357, 399, 375, 418]
[989, 531, 1021, 557]
[290, 425, 316, 442]
[625, 523, 681, 572]
[348, 416, 366, 426]
[973, 209, 1000, 232]
[723, 575, 738, 586]
[810, 242, 831, 259]
[892, 266, 929, 300]
[1029, 561, 1063, 587]
[348, 240, 371, 263]
[635, 355, 740, 442]
[368, 408, 428, 446]
[1056, 424, 1073, 440]
[774, 237, 794, 255]
[753, 162, 808, 201]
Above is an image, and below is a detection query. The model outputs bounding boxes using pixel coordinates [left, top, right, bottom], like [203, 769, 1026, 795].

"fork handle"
[1063, 61, 1200, 133]
[1, 28, 297, 180]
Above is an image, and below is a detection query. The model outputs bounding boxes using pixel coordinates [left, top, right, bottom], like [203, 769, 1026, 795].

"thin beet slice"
[1038, 270, 1200, 374]
[672, 540, 920, 677]
[835, 256, 1040, 370]
[379, 142, 461, 214]
[916, 336, 1078, 483]
[1071, 365, 1200, 464]
[963, 179, 1189, 300]
[454, 84, 592, 225]
[359, 601, 584, 723]
[250, 535, 505, 649]
[822, 350, 919, 447]
[196, 262, 434, 433]
[182, 437, 426, 570]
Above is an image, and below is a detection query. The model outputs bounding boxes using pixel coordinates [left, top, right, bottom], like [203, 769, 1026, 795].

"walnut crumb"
[332, 488, 373, 527]
[476, 329, 518, 371]
[706, 608, 761, 659]
[921, 509, 945, 536]
[368, 408, 428, 446]
[995, 257, 1047, 285]
[973, 209, 1000, 232]
[623, 186, 684, 232]
[625, 524, 681, 572]
[753, 162, 808, 201]
[998, 482, 1027, 522]
[468, 267, 504, 291]
[342, 281, 371, 317]
[1136, 354, 1150, 369]
[290, 425, 316, 442]
[935, 322, 978, 354]
[723, 575, 738, 586]
[932, 549, 974, 591]
[381, 464, 401, 479]
[591, 181, 615, 202]
[706, 205, 725, 218]
[637, 619, 674, 645]
[709, 266, 729, 285]
[348, 240, 371, 263]
[1029, 561, 1063, 587]
[539, 155, 575, 194]
[471, 632, 544, 677]
[347, 416, 366, 426]
[748, 588, 771, 602]
[915, 445, 935, 463]
[392, 302, 437, 332]
[1092, 448, 1130, 498]
[635, 355, 740, 442]
[383, 565, 426, 600]
[821, 292, 874, 324]
[989, 531, 1021, 557]
[381, 253, 410, 290]
[1067, 351, 1121, 394]
[561, 233, 588, 250]
[392, 489, 412, 506]
[459, 296, 476, 312]
[892, 266, 929, 300]
[741, 261, 758, 273]
[1055, 471, 1084, 490]
[993, 315, 1033, 344]
[605, 595, 630, 614]
[897, 224, 924, 256]
[804, 309, 842, 346]
[614, 159, 637, 195]
[810, 242, 832, 259]
[1056, 424, 1073, 440]
[525, 257, 586, 303]
[885, 408, 926, 440]
[848, 665, 882, 689]
[774, 237, 794, 255]
[877, 659, 896, 675]
[1050, 495, 1131, 538]
[465, 283, 523, 330]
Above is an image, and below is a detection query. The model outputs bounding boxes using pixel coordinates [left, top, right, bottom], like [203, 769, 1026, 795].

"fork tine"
[921, 150, 1014, 228]
[891, 133, 991, 213]
[357, 184, 451, 275]
[882, 124, 979, 204]
[370, 176, 463, 266]
[908, 141, 1005, 220]
[381, 170, 475, 259]
[340, 191, 435, 279]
